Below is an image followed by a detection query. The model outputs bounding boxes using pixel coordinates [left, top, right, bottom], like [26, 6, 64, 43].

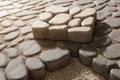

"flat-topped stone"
[1, 20, 12, 28]
[0, 54, 8, 67]
[68, 18, 81, 27]
[69, 6, 81, 15]
[0, 69, 7, 80]
[81, 17, 94, 27]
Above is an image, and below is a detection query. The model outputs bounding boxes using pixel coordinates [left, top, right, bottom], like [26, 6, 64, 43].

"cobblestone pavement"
[0, 0, 120, 80]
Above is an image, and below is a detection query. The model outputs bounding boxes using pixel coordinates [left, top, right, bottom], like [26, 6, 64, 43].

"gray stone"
[3, 48, 18, 58]
[84, 3, 96, 8]
[68, 18, 81, 27]
[40, 47, 70, 71]
[93, 56, 115, 79]
[0, 44, 7, 51]
[97, 11, 106, 20]
[19, 41, 41, 56]
[79, 44, 97, 66]
[0, 54, 7, 67]
[49, 13, 72, 25]
[95, 0, 108, 5]
[112, 0, 120, 4]
[105, 6, 117, 12]
[112, 11, 120, 17]
[25, 58, 46, 80]
[3, 31, 19, 41]
[0, 69, 7, 80]
[32, 20, 49, 39]
[103, 18, 120, 28]
[5, 56, 28, 80]
[49, 25, 68, 40]
[73, 0, 93, 5]
[94, 3, 106, 11]
[110, 69, 120, 80]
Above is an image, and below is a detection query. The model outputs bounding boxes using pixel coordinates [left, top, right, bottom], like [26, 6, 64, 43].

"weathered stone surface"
[19, 41, 41, 56]
[21, 15, 36, 21]
[103, 18, 120, 28]
[68, 18, 81, 27]
[40, 47, 70, 71]
[105, 6, 117, 12]
[5, 56, 28, 80]
[0, 69, 7, 80]
[109, 30, 120, 43]
[110, 69, 120, 80]
[0, 1, 12, 6]
[3, 31, 19, 41]
[0, 26, 18, 34]
[26, 33, 34, 40]
[0, 10, 9, 18]
[112, 11, 120, 17]
[81, 17, 94, 27]
[46, 5, 69, 14]
[94, 23, 112, 37]
[74, 8, 96, 18]
[49, 13, 71, 25]
[14, 20, 26, 27]
[68, 27, 92, 43]
[96, 11, 106, 20]
[73, 0, 93, 5]
[7, 16, 18, 20]
[93, 56, 115, 79]
[0, 54, 7, 67]
[96, 0, 108, 5]
[102, 44, 120, 59]
[1, 20, 12, 27]
[69, 6, 81, 15]
[25, 58, 46, 80]
[112, 0, 120, 4]
[79, 44, 97, 66]
[32, 20, 49, 39]
[84, 3, 96, 8]
[49, 25, 68, 40]
[0, 44, 7, 51]
[94, 36, 112, 48]
[39, 12, 53, 22]
[21, 26, 32, 35]
[3, 48, 18, 58]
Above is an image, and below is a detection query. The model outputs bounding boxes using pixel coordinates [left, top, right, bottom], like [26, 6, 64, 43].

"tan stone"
[68, 18, 81, 27]
[81, 17, 94, 27]
[69, 6, 81, 15]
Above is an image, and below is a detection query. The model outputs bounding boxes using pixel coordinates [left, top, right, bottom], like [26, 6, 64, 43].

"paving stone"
[94, 3, 106, 11]
[9, 37, 24, 47]
[96, 11, 106, 20]
[39, 12, 53, 22]
[26, 33, 34, 40]
[49, 25, 68, 40]
[102, 44, 120, 59]
[3, 31, 19, 41]
[94, 23, 112, 37]
[81, 17, 94, 27]
[112, 0, 120, 4]
[103, 18, 120, 28]
[40, 47, 70, 71]
[21, 26, 32, 35]
[68, 18, 81, 27]
[3, 48, 18, 58]
[93, 56, 115, 79]
[105, 6, 117, 12]
[46, 5, 69, 14]
[21, 15, 36, 21]
[68, 27, 92, 43]
[0, 44, 7, 51]
[79, 44, 97, 66]
[0, 1, 12, 6]
[0, 10, 9, 18]
[13, 3, 23, 8]
[95, 0, 108, 5]
[14, 20, 26, 27]
[1, 20, 12, 27]
[84, 3, 96, 8]
[19, 0, 30, 4]
[117, 61, 120, 68]
[52, 0, 73, 4]
[0, 54, 7, 67]
[74, 8, 96, 18]
[107, 1, 116, 6]
[32, 20, 49, 39]
[94, 36, 112, 48]
[0, 69, 7, 80]
[0, 26, 18, 34]
[73, 0, 93, 5]
[69, 6, 81, 15]
[5, 56, 28, 80]
[19, 41, 41, 57]
[109, 30, 120, 42]
[22, 5, 35, 10]
[25, 58, 46, 80]
[110, 69, 120, 80]
[49, 13, 72, 25]
[112, 11, 120, 17]
[99, 8, 111, 17]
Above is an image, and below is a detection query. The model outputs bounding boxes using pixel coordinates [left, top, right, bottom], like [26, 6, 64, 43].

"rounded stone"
[3, 31, 19, 41]
[94, 23, 112, 37]
[102, 44, 120, 59]
[25, 58, 46, 80]
[1, 20, 12, 27]
[0, 69, 7, 80]
[0, 53, 7, 67]
[68, 18, 81, 27]
[74, 8, 96, 18]
[93, 36, 112, 48]
[19, 41, 41, 56]
[109, 30, 120, 43]
[40, 47, 70, 71]
[5, 56, 28, 80]
[79, 44, 97, 66]
[45, 5, 69, 14]
[49, 13, 72, 25]
[110, 69, 120, 80]
[103, 18, 120, 28]
[14, 20, 26, 27]
[69, 6, 81, 15]
[21, 26, 32, 35]
[3, 48, 18, 58]
[39, 12, 53, 22]
[81, 17, 94, 27]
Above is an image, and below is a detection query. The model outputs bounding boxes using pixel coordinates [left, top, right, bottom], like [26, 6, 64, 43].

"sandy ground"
[45, 58, 105, 80]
